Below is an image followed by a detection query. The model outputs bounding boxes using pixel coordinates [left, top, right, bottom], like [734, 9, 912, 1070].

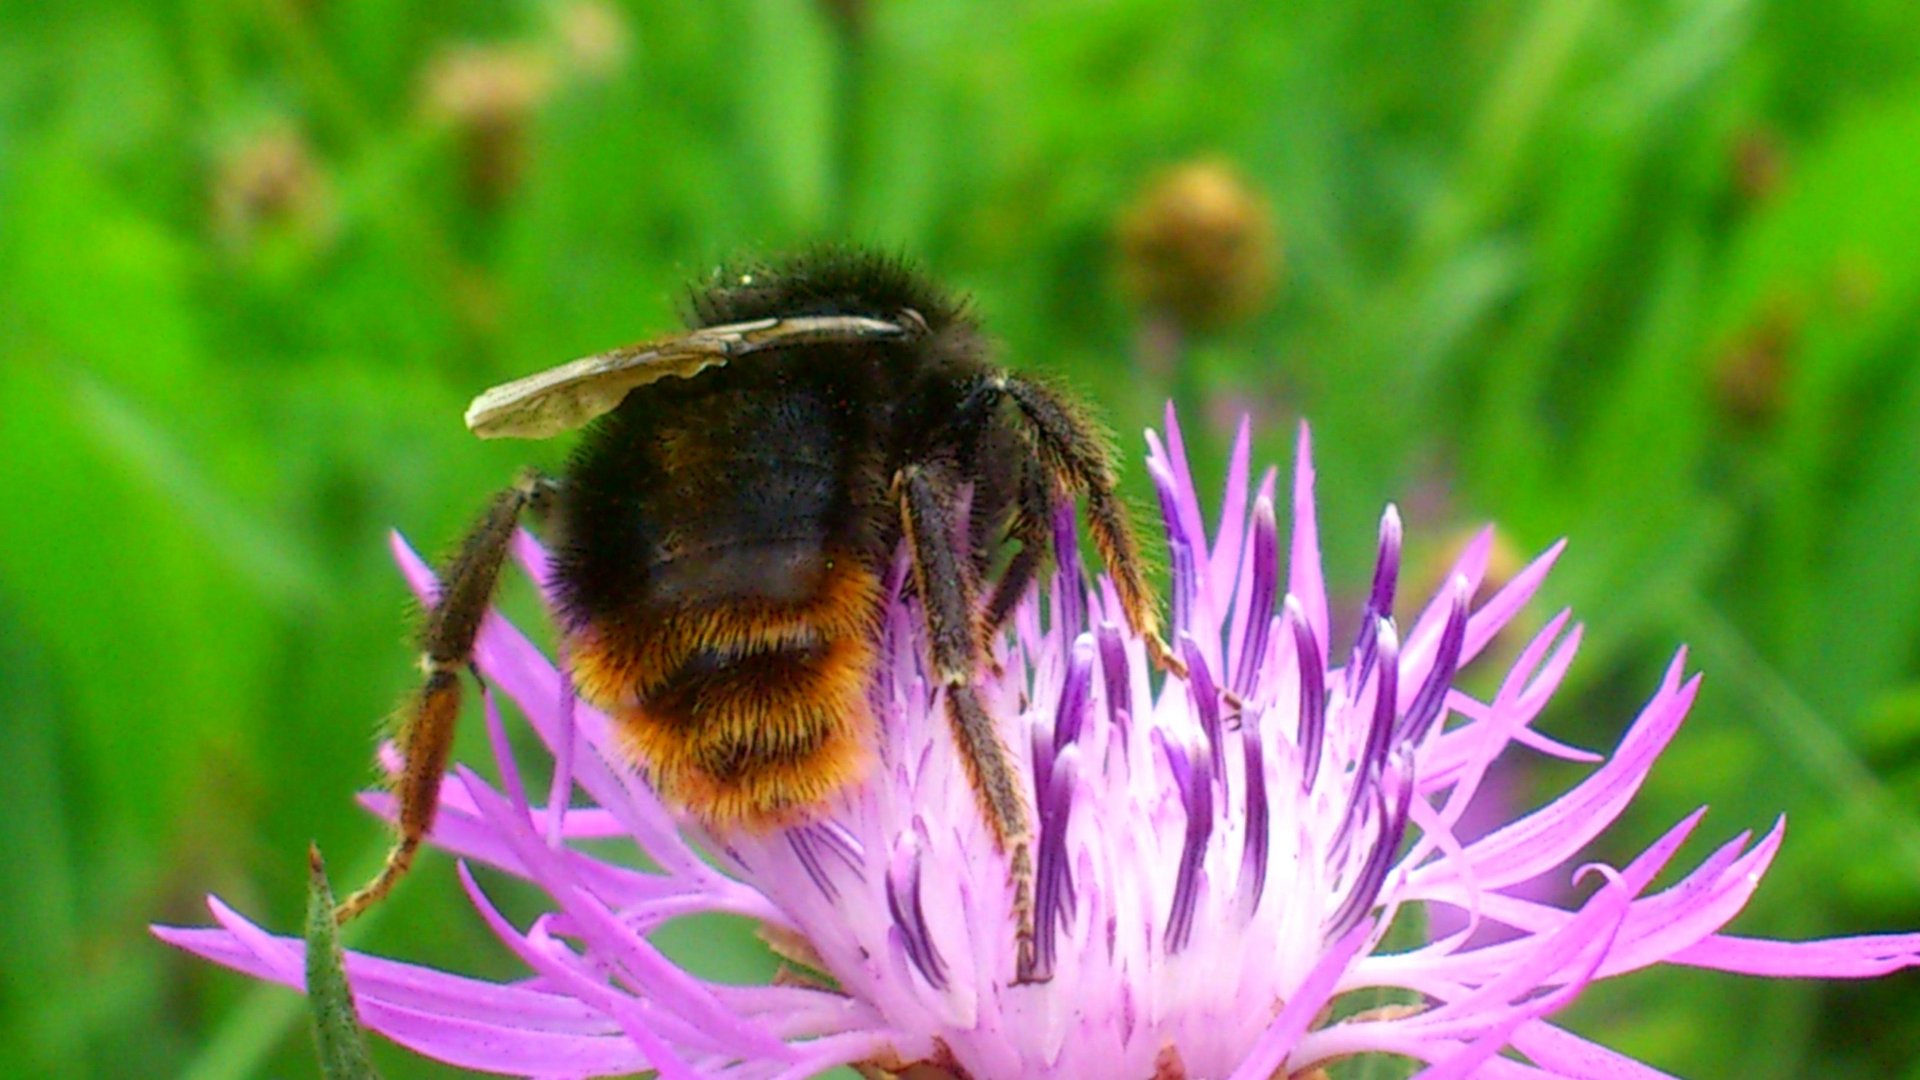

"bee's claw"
[1148, 633, 1188, 678]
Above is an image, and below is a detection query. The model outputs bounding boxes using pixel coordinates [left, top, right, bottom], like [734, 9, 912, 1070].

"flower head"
[157, 412, 1920, 1077]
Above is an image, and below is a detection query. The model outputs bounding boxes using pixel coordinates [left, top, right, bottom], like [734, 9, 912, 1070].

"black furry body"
[556, 253, 1020, 635]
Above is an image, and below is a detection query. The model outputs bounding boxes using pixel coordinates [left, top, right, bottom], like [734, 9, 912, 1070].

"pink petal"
[1210, 414, 1253, 598]
[1286, 423, 1330, 647]
[458, 866, 708, 1077]
[1418, 657, 1697, 890]
[1458, 539, 1565, 669]
[154, 908, 656, 1076]
[1227, 923, 1373, 1079]
[454, 767, 792, 1060]
[1411, 868, 1635, 1077]
[1510, 1021, 1681, 1079]
[1672, 931, 1920, 977]
[1158, 402, 1212, 570]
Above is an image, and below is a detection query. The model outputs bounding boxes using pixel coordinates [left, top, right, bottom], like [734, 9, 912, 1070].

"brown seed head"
[1711, 298, 1802, 430]
[1118, 159, 1279, 331]
[422, 44, 556, 203]
[1729, 126, 1789, 206]
[424, 43, 556, 127]
[210, 123, 334, 252]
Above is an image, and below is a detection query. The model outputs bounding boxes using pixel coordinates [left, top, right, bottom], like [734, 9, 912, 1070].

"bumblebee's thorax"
[555, 353, 895, 623]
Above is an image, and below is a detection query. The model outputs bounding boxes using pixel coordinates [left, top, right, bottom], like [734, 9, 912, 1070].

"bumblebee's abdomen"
[565, 560, 884, 828]
[648, 535, 831, 604]
[624, 634, 875, 826]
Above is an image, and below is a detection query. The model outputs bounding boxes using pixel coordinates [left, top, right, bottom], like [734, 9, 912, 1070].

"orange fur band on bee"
[566, 561, 883, 706]
[580, 630, 878, 829]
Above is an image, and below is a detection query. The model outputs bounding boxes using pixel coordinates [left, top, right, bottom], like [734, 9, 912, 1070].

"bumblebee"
[336, 250, 1180, 974]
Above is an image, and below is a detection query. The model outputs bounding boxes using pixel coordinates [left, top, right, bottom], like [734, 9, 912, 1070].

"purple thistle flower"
[157, 411, 1920, 1077]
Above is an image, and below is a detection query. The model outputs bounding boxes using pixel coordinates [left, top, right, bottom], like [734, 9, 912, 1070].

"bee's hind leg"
[335, 469, 558, 923]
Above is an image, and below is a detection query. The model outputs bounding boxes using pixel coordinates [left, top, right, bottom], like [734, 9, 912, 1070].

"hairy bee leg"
[897, 464, 1038, 981]
[951, 684, 1037, 982]
[982, 467, 1053, 644]
[1000, 376, 1186, 678]
[336, 469, 559, 924]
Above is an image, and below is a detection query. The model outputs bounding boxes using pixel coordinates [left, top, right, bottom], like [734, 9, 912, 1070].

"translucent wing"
[464, 313, 915, 439]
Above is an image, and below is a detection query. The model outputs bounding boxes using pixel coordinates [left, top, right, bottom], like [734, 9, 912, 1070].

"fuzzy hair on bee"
[337, 248, 1183, 982]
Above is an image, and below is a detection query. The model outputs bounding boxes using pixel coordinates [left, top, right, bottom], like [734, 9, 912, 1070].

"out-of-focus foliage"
[0, 1, 1916, 1076]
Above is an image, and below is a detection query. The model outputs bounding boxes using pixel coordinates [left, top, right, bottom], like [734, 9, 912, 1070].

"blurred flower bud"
[1711, 298, 1801, 430]
[818, 0, 868, 35]
[424, 44, 555, 130]
[210, 123, 335, 256]
[1118, 159, 1278, 332]
[1728, 127, 1789, 207]
[422, 44, 556, 205]
[549, 0, 631, 81]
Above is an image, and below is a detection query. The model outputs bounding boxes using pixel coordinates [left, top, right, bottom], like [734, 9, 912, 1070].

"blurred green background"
[3, 0, 1918, 1076]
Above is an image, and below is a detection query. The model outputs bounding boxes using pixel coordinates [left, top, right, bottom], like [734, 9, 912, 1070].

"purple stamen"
[1333, 619, 1398, 862]
[788, 829, 838, 901]
[1350, 617, 1379, 696]
[1239, 720, 1270, 915]
[1232, 496, 1279, 698]
[1397, 576, 1469, 746]
[1054, 637, 1095, 755]
[813, 820, 865, 878]
[1158, 733, 1214, 954]
[1328, 756, 1414, 941]
[1148, 457, 1189, 555]
[1029, 644, 1086, 931]
[885, 838, 946, 989]
[1286, 598, 1328, 791]
[1097, 621, 1133, 737]
[1031, 717, 1057, 808]
[1349, 506, 1403, 688]
[1367, 505, 1403, 621]
[1157, 405, 1210, 565]
[1357, 618, 1400, 782]
[1181, 633, 1225, 783]
[1031, 746, 1080, 981]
